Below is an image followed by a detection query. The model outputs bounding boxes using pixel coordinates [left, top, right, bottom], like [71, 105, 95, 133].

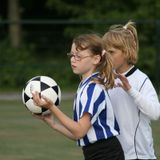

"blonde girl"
[103, 21, 160, 160]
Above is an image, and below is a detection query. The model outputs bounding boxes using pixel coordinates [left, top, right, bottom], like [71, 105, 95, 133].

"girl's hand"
[32, 91, 53, 109]
[116, 74, 131, 91]
[33, 113, 56, 128]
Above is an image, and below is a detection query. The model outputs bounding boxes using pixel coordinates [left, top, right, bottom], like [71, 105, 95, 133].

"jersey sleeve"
[127, 78, 160, 120]
[79, 83, 106, 124]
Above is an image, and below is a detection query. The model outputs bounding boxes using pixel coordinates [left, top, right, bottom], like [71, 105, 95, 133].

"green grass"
[151, 120, 160, 158]
[0, 100, 160, 160]
[0, 100, 83, 160]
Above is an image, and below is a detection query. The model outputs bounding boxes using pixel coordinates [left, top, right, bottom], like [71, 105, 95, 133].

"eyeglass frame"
[67, 52, 93, 61]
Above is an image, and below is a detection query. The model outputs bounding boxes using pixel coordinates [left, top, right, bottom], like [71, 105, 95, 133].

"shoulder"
[130, 68, 155, 91]
[129, 68, 149, 85]
[133, 68, 148, 80]
[88, 81, 105, 92]
[82, 82, 106, 97]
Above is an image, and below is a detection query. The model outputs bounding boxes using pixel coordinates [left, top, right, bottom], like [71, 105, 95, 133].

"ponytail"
[95, 50, 114, 89]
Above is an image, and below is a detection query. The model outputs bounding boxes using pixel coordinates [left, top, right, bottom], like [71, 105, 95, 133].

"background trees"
[0, 0, 159, 92]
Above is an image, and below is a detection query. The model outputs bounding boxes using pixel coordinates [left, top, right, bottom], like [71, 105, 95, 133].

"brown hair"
[73, 33, 114, 89]
[103, 20, 139, 65]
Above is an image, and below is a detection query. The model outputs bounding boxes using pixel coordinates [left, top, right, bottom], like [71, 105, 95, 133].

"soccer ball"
[22, 76, 61, 115]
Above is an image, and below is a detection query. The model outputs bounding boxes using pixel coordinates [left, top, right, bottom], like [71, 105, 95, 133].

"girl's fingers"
[41, 95, 53, 105]
[117, 74, 129, 84]
[32, 92, 54, 109]
[32, 91, 45, 106]
[117, 74, 126, 80]
[116, 74, 131, 91]
[41, 95, 48, 102]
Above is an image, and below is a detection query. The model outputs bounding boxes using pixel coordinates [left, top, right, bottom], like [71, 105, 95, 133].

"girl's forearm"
[49, 105, 90, 139]
[49, 106, 80, 136]
[53, 123, 77, 140]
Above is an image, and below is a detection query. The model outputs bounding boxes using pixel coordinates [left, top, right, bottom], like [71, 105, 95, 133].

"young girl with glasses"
[32, 33, 124, 160]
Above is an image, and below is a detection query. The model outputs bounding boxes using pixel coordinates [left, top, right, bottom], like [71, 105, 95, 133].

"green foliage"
[0, 39, 33, 89]
[138, 47, 156, 80]
[46, 0, 159, 20]
[0, 39, 32, 64]
[0, 39, 79, 91]
[0, 0, 160, 91]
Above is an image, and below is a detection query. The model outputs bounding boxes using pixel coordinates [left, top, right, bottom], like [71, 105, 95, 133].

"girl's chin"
[72, 69, 80, 75]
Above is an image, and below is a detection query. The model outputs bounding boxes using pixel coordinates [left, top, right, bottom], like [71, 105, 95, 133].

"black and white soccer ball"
[22, 76, 61, 115]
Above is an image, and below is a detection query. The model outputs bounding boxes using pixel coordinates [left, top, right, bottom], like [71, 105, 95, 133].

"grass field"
[0, 100, 83, 160]
[0, 99, 160, 160]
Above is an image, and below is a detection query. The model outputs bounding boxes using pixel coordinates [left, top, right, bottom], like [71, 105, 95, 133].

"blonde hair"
[103, 20, 139, 65]
[73, 33, 114, 89]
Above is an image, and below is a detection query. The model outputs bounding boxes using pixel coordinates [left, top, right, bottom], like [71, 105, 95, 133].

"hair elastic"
[123, 25, 127, 30]
[102, 50, 106, 56]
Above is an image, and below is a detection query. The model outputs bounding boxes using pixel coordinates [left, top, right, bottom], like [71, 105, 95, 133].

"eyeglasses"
[67, 53, 92, 61]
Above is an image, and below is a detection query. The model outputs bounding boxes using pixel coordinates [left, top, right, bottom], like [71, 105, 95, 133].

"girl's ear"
[93, 55, 101, 65]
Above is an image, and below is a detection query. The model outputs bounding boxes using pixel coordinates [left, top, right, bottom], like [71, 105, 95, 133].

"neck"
[116, 64, 133, 74]
[81, 72, 98, 81]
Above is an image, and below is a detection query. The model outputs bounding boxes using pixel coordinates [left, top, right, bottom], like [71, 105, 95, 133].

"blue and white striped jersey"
[73, 73, 119, 147]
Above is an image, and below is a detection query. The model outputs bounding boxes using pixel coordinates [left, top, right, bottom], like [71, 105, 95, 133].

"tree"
[8, 0, 22, 48]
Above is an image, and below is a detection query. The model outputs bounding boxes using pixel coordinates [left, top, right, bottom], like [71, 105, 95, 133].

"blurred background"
[0, 0, 160, 160]
[0, 0, 160, 93]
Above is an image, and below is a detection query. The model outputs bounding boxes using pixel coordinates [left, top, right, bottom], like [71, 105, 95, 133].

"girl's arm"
[33, 113, 76, 140]
[117, 74, 160, 120]
[32, 91, 91, 139]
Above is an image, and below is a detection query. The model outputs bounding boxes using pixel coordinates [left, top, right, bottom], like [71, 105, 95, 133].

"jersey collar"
[125, 66, 137, 77]
[79, 72, 99, 89]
